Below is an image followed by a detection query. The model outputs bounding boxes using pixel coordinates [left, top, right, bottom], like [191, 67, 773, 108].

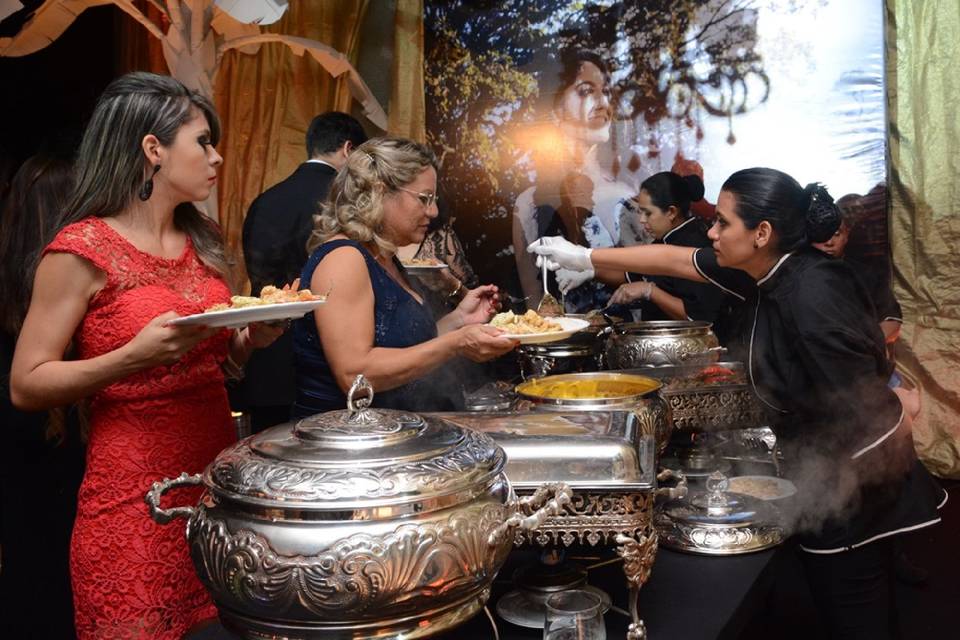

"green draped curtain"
[887, 0, 960, 478]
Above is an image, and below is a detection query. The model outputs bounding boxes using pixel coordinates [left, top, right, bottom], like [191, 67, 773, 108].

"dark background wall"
[0, 6, 117, 174]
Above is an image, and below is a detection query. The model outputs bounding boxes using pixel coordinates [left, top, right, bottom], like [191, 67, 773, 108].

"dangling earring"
[138, 164, 161, 201]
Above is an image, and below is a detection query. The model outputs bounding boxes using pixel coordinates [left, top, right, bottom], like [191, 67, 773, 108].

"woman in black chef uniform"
[530, 167, 946, 639]
[602, 171, 737, 341]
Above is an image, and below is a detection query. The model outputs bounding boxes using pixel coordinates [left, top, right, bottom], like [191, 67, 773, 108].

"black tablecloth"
[186, 544, 782, 640]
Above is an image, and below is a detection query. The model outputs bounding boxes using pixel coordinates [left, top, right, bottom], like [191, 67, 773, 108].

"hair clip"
[804, 183, 840, 243]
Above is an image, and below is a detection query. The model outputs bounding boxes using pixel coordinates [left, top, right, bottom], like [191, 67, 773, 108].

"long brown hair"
[59, 72, 227, 275]
[0, 154, 75, 336]
[0, 153, 77, 443]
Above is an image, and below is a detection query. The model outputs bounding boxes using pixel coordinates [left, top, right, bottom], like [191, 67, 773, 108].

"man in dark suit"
[237, 112, 368, 432]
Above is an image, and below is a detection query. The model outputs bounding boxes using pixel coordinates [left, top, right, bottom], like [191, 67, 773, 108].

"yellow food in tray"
[518, 378, 659, 400]
[489, 310, 562, 334]
[206, 286, 325, 312]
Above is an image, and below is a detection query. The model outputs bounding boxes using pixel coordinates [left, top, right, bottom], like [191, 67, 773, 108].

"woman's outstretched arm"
[528, 236, 705, 283]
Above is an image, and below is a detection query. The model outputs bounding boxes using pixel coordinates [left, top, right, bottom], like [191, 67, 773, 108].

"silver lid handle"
[347, 374, 374, 412]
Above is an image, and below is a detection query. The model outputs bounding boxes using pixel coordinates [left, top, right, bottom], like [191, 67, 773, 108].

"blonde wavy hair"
[307, 137, 437, 254]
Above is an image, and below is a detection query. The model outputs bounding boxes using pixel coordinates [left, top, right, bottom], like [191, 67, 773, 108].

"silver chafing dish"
[621, 362, 766, 432]
[655, 471, 784, 555]
[435, 410, 674, 640]
[145, 377, 570, 640]
[517, 313, 610, 379]
[512, 372, 671, 458]
[604, 320, 721, 369]
[518, 338, 604, 380]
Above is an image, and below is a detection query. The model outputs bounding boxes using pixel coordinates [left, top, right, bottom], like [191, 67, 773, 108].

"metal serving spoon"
[536, 238, 563, 316]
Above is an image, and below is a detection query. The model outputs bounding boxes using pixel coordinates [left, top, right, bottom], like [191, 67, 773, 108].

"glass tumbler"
[542, 589, 606, 640]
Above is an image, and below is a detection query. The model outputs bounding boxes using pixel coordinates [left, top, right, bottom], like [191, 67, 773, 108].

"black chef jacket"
[843, 255, 903, 324]
[692, 247, 945, 553]
[624, 218, 739, 342]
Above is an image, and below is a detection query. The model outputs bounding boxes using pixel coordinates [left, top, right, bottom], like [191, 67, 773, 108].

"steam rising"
[772, 393, 914, 542]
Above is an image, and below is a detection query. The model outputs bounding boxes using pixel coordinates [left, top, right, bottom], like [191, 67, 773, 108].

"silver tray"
[435, 410, 656, 492]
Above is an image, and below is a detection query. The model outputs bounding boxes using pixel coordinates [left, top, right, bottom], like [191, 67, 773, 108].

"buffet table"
[187, 544, 782, 640]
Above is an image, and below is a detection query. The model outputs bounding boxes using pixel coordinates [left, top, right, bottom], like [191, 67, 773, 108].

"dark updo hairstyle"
[640, 171, 705, 219]
[721, 168, 841, 253]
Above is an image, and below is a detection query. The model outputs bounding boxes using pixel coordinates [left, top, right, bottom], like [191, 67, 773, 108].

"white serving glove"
[556, 267, 595, 293]
[526, 236, 594, 272]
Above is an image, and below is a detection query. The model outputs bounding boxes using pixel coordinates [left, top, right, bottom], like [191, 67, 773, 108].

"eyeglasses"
[396, 186, 439, 208]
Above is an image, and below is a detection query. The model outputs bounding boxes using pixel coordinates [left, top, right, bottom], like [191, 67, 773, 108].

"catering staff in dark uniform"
[602, 172, 736, 340]
[530, 167, 946, 640]
[237, 112, 367, 431]
[812, 206, 903, 356]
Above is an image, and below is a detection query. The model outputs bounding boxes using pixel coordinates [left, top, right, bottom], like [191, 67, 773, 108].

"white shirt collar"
[662, 216, 697, 243]
[757, 251, 795, 286]
[306, 159, 336, 169]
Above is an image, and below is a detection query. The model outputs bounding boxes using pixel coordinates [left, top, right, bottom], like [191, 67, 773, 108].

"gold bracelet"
[447, 281, 463, 300]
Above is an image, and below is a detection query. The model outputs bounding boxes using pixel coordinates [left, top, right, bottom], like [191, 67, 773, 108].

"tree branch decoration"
[1, 0, 387, 130]
[0, 3, 388, 214]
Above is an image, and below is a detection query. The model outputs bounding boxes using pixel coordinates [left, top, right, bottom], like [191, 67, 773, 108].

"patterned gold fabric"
[389, 0, 426, 142]
[887, 0, 960, 477]
[213, 0, 370, 291]
[116, 1, 428, 292]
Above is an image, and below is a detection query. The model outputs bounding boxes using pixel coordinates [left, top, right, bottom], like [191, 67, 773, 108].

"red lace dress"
[45, 217, 235, 639]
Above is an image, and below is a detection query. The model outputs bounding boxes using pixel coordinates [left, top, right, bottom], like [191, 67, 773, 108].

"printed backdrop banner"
[423, 0, 887, 307]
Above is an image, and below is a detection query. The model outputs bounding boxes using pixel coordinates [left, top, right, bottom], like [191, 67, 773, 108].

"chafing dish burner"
[496, 561, 612, 629]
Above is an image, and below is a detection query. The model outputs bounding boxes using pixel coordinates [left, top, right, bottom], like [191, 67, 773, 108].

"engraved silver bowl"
[655, 471, 784, 555]
[604, 320, 721, 369]
[145, 376, 570, 640]
[623, 362, 766, 432]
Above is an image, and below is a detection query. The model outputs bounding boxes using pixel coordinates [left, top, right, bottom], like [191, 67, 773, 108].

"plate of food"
[168, 286, 327, 329]
[726, 475, 797, 501]
[400, 257, 448, 272]
[488, 310, 590, 344]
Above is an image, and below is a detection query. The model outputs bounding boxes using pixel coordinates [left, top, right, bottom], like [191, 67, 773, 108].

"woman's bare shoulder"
[312, 243, 371, 290]
[35, 251, 105, 300]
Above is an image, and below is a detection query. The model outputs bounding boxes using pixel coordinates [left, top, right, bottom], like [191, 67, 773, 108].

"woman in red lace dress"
[10, 72, 282, 639]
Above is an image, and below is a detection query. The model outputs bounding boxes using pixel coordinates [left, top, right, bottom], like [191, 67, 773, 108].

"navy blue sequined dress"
[292, 239, 454, 417]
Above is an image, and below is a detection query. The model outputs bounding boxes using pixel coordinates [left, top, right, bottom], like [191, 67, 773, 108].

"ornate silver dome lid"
[204, 376, 505, 510]
[655, 471, 785, 555]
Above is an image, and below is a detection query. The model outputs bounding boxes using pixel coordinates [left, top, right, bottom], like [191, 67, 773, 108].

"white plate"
[167, 300, 325, 329]
[400, 262, 449, 272]
[727, 475, 797, 501]
[496, 317, 591, 344]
